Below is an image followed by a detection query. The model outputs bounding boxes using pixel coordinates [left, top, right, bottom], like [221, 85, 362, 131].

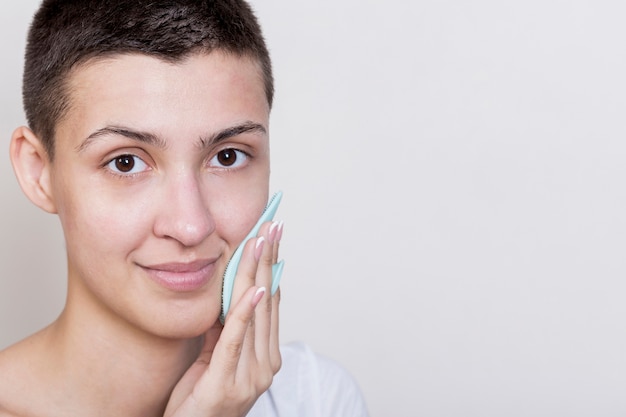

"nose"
[153, 173, 215, 247]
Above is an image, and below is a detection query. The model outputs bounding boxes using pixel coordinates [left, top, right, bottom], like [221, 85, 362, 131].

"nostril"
[153, 184, 215, 246]
[169, 212, 215, 247]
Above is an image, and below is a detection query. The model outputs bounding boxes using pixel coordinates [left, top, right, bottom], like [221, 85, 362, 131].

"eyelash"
[208, 148, 251, 170]
[104, 154, 150, 178]
[103, 147, 251, 178]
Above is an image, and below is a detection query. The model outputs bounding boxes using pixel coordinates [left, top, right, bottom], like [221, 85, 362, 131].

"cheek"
[212, 186, 269, 249]
[57, 184, 152, 256]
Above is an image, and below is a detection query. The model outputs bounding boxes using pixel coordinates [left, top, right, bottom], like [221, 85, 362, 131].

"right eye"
[208, 148, 249, 169]
[105, 154, 149, 175]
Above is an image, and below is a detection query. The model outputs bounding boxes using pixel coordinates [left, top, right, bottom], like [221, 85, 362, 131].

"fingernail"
[255, 237, 265, 261]
[276, 221, 284, 242]
[269, 221, 280, 243]
[252, 286, 266, 307]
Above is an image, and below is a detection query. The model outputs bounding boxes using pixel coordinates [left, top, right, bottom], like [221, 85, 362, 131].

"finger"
[211, 236, 260, 378]
[202, 285, 265, 388]
[269, 286, 281, 372]
[224, 235, 263, 370]
[253, 223, 276, 363]
[228, 235, 265, 322]
[256, 221, 276, 291]
[227, 222, 273, 376]
[267, 221, 282, 371]
[270, 220, 283, 264]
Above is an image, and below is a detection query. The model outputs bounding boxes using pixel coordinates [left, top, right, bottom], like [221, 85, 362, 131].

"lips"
[140, 258, 219, 292]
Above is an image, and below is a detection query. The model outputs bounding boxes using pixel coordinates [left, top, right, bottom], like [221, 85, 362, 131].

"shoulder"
[0, 333, 50, 417]
[249, 342, 370, 417]
[0, 346, 24, 416]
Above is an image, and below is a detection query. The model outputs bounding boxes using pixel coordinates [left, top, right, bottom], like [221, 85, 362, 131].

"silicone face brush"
[220, 191, 284, 323]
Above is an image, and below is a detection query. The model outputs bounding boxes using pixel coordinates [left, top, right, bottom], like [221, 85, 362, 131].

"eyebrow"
[76, 121, 267, 153]
[198, 121, 267, 149]
[76, 126, 167, 153]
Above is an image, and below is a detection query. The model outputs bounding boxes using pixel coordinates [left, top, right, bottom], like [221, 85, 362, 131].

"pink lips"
[141, 259, 218, 292]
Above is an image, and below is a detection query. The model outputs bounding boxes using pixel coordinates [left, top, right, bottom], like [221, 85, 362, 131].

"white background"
[2, 1, 626, 416]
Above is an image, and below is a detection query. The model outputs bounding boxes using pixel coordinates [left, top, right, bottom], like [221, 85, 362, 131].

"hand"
[164, 221, 283, 417]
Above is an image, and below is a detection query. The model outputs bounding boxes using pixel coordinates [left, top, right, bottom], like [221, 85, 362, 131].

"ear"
[10, 126, 57, 214]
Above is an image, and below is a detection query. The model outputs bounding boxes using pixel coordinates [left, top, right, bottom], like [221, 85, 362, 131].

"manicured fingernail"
[276, 221, 284, 242]
[255, 237, 265, 261]
[269, 221, 280, 243]
[252, 286, 266, 307]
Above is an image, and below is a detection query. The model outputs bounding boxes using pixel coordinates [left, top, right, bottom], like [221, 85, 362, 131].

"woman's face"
[49, 52, 271, 338]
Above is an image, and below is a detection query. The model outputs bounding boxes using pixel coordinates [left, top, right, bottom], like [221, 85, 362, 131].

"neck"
[44, 290, 204, 416]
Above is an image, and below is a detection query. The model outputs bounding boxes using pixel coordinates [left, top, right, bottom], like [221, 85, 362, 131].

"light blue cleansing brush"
[220, 191, 284, 324]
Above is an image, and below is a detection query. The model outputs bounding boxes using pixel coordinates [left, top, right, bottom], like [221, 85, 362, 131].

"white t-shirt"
[248, 342, 370, 417]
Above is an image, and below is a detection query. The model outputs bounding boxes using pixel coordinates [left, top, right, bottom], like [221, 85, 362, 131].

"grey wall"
[2, 1, 626, 416]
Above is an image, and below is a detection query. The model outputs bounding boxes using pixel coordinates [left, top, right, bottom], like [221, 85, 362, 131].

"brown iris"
[217, 149, 237, 167]
[114, 155, 135, 172]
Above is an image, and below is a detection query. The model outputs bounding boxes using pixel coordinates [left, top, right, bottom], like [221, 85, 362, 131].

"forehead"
[57, 51, 269, 146]
[66, 50, 268, 108]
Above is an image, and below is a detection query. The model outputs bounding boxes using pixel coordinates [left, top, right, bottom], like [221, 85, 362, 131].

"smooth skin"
[0, 52, 281, 416]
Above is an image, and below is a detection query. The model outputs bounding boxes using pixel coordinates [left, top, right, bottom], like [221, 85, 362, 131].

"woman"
[0, 1, 369, 416]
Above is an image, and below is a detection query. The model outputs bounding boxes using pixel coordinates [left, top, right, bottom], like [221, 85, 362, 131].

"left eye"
[106, 154, 149, 174]
[209, 148, 248, 168]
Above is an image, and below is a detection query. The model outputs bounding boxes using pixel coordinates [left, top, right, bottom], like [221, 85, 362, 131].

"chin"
[138, 308, 222, 341]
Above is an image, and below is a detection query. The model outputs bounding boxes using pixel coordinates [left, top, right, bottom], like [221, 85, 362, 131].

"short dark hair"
[23, 0, 273, 159]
